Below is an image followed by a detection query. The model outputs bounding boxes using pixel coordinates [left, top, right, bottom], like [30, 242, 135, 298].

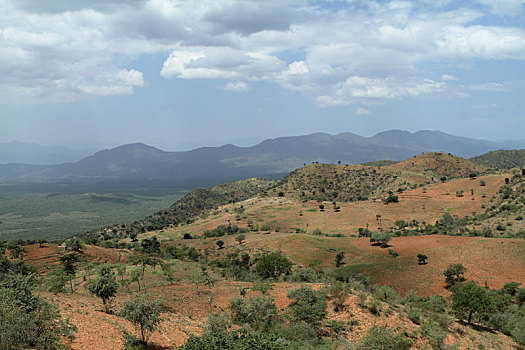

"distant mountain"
[0, 142, 97, 165]
[0, 130, 519, 181]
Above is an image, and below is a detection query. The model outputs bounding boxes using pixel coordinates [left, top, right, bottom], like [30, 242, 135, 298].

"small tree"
[287, 286, 327, 325]
[319, 204, 325, 211]
[216, 240, 224, 249]
[254, 252, 292, 280]
[479, 179, 486, 186]
[235, 233, 246, 245]
[443, 264, 466, 287]
[370, 232, 391, 248]
[335, 252, 345, 267]
[59, 253, 79, 293]
[37, 239, 47, 248]
[128, 254, 159, 293]
[119, 293, 162, 345]
[417, 254, 428, 265]
[88, 265, 118, 314]
[451, 281, 496, 323]
[65, 239, 84, 252]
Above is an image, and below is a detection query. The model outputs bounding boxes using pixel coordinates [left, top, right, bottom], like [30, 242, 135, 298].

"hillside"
[471, 149, 525, 170]
[271, 152, 486, 202]
[6, 152, 525, 350]
[82, 177, 277, 241]
[0, 130, 515, 181]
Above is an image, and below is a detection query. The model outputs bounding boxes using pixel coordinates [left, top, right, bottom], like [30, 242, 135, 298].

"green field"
[0, 191, 185, 242]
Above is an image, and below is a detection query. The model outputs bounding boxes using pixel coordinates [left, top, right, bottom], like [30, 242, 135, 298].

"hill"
[0, 130, 515, 182]
[7, 151, 525, 350]
[271, 152, 486, 202]
[82, 177, 277, 241]
[471, 149, 525, 170]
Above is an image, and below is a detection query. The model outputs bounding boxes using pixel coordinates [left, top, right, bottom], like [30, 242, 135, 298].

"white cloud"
[356, 107, 372, 115]
[441, 74, 459, 81]
[1, 0, 525, 104]
[470, 82, 506, 91]
[221, 81, 249, 92]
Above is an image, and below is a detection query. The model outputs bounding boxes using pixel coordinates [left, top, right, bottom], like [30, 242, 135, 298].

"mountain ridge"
[1, 130, 523, 181]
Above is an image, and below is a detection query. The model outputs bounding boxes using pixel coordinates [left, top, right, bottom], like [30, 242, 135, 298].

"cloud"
[2, 0, 525, 104]
[441, 74, 459, 81]
[475, 0, 525, 16]
[470, 82, 506, 91]
[356, 107, 372, 115]
[221, 81, 249, 92]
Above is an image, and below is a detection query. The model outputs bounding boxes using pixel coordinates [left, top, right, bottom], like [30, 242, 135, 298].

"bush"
[119, 293, 162, 344]
[360, 325, 412, 350]
[451, 281, 496, 323]
[443, 264, 466, 287]
[87, 265, 118, 314]
[287, 286, 327, 325]
[290, 268, 316, 282]
[255, 252, 292, 280]
[228, 295, 277, 331]
[370, 232, 391, 247]
[384, 194, 399, 204]
[179, 329, 292, 350]
[373, 285, 400, 305]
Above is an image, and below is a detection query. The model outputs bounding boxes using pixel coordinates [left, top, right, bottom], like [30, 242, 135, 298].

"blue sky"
[1, 0, 524, 150]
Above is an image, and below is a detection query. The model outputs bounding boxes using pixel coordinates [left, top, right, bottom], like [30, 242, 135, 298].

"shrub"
[417, 254, 428, 264]
[87, 265, 118, 314]
[228, 295, 277, 331]
[370, 232, 391, 247]
[384, 194, 399, 204]
[373, 285, 400, 305]
[443, 264, 466, 287]
[360, 325, 412, 350]
[119, 293, 162, 344]
[255, 252, 292, 280]
[179, 329, 292, 350]
[287, 286, 327, 325]
[451, 281, 496, 323]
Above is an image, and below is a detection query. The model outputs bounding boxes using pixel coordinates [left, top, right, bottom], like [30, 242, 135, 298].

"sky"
[1, 0, 525, 151]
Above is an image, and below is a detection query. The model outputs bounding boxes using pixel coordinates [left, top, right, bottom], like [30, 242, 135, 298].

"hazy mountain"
[0, 142, 98, 165]
[0, 130, 519, 181]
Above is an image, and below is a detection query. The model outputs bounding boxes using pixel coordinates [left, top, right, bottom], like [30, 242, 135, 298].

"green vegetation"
[0, 190, 183, 241]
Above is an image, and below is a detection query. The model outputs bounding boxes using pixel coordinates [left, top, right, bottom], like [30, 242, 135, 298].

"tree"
[37, 239, 47, 248]
[235, 233, 246, 245]
[255, 252, 292, 280]
[59, 253, 79, 293]
[287, 286, 327, 325]
[65, 238, 84, 252]
[120, 293, 162, 345]
[0, 273, 75, 349]
[216, 240, 224, 249]
[319, 204, 325, 211]
[87, 265, 118, 314]
[128, 254, 159, 293]
[335, 252, 345, 267]
[480, 179, 486, 186]
[417, 254, 428, 265]
[451, 281, 496, 323]
[443, 264, 466, 287]
[370, 232, 391, 248]
[229, 295, 277, 331]
[360, 325, 412, 350]
[384, 194, 399, 204]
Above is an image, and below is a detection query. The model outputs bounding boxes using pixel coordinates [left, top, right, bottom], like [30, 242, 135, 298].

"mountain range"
[1, 130, 523, 181]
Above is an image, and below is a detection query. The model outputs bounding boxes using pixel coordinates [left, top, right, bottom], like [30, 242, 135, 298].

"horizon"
[1, 1, 525, 149]
[3, 128, 525, 154]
